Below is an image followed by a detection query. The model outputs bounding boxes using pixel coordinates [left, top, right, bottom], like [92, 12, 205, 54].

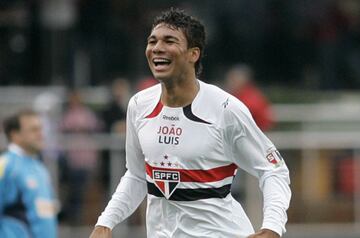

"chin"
[152, 73, 171, 82]
[33, 144, 43, 153]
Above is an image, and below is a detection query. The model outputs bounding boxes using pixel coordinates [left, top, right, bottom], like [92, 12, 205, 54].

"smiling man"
[90, 8, 291, 238]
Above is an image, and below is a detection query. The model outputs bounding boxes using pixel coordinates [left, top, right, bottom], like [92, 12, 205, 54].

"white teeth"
[153, 58, 171, 63]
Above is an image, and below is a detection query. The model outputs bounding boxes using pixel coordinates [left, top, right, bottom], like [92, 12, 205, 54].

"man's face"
[17, 115, 44, 154]
[146, 24, 196, 82]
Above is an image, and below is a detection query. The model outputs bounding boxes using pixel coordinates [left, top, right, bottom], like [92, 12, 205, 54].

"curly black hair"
[152, 8, 206, 77]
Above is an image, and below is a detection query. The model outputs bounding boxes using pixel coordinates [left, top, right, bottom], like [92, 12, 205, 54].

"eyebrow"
[147, 35, 180, 42]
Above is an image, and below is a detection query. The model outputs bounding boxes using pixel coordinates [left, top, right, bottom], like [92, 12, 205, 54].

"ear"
[188, 47, 200, 65]
[10, 130, 21, 143]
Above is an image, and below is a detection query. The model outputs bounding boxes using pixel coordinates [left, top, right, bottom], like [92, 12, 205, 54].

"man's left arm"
[223, 102, 291, 237]
[232, 139, 291, 237]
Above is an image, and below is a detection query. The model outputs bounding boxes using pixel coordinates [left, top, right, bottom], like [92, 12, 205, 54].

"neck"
[9, 143, 37, 157]
[160, 75, 199, 107]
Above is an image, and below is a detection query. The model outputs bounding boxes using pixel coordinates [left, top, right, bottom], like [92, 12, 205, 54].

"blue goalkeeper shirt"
[0, 144, 57, 238]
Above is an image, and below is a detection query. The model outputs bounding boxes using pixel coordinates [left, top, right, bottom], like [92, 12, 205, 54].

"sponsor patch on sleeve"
[266, 150, 284, 167]
[26, 177, 38, 189]
[0, 156, 8, 179]
[35, 198, 58, 218]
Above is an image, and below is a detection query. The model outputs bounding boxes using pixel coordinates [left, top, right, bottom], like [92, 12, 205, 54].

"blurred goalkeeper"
[90, 8, 291, 238]
[0, 110, 57, 238]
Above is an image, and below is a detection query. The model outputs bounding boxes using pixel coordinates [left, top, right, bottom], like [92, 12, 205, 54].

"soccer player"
[0, 110, 57, 238]
[90, 8, 291, 238]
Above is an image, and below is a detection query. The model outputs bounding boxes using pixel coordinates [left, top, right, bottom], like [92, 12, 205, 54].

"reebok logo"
[163, 115, 179, 121]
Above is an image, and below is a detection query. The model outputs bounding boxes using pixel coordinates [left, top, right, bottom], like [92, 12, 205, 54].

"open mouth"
[153, 58, 172, 67]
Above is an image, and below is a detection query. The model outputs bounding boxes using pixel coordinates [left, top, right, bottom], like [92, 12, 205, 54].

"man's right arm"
[95, 171, 147, 229]
[90, 96, 147, 237]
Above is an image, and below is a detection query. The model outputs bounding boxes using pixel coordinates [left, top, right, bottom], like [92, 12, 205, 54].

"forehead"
[19, 115, 41, 128]
[149, 23, 186, 40]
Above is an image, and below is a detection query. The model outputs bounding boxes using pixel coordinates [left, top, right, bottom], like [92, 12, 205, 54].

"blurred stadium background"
[1, 0, 360, 237]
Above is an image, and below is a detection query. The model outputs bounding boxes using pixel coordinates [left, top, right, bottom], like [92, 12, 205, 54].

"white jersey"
[96, 80, 291, 238]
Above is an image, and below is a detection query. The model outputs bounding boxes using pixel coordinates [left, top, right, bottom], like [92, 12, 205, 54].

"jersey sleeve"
[96, 97, 147, 229]
[0, 155, 8, 182]
[0, 155, 9, 207]
[222, 99, 291, 236]
[0, 155, 18, 207]
[0, 155, 21, 230]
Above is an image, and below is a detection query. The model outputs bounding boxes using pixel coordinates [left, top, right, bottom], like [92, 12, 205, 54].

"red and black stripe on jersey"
[146, 163, 237, 201]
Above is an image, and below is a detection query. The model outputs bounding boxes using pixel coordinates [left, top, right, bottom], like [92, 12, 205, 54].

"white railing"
[1, 88, 360, 237]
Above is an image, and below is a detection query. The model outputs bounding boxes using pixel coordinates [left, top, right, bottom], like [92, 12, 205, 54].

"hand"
[247, 229, 280, 238]
[89, 226, 112, 238]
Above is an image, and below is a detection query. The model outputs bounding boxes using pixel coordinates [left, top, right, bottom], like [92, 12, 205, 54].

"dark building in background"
[0, 0, 359, 89]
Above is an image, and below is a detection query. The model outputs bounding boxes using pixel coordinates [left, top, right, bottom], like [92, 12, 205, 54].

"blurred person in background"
[91, 8, 290, 238]
[0, 110, 57, 238]
[136, 76, 159, 92]
[225, 64, 275, 131]
[60, 89, 100, 224]
[102, 78, 130, 134]
[33, 91, 63, 192]
[100, 78, 130, 191]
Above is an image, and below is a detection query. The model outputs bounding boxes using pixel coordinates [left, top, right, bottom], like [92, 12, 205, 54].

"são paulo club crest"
[266, 150, 284, 167]
[152, 170, 180, 199]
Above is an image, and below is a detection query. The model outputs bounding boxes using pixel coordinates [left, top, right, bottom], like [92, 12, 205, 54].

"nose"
[152, 41, 165, 54]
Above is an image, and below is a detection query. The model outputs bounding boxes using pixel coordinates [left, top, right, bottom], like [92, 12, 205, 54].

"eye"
[166, 40, 177, 45]
[147, 39, 156, 45]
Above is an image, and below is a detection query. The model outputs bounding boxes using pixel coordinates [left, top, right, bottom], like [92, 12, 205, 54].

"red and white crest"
[266, 150, 283, 166]
[153, 170, 180, 199]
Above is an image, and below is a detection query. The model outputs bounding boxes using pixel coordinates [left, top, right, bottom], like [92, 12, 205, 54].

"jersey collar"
[8, 143, 37, 159]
